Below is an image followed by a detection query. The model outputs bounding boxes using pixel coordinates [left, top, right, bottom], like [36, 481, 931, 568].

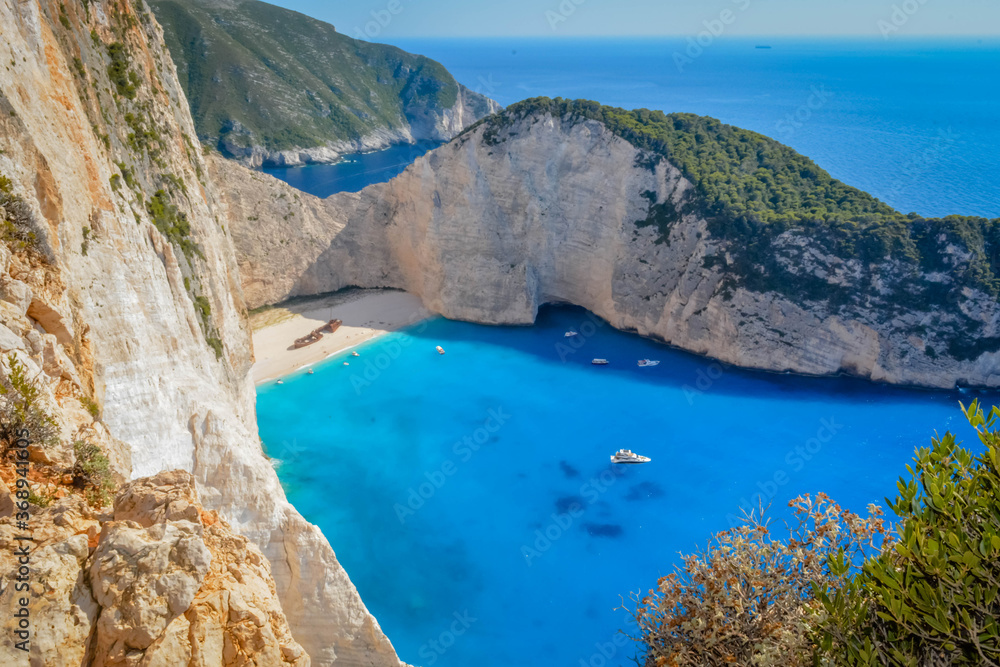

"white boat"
[610, 449, 651, 464]
[637, 359, 660, 367]
[592, 359, 609, 365]
[436, 346, 446, 355]
[307, 369, 314, 375]
[352, 351, 360, 357]
[276, 380, 283, 385]
[565, 331, 579, 337]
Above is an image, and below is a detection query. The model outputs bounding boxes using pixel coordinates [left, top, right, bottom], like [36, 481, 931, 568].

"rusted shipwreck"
[292, 319, 343, 349]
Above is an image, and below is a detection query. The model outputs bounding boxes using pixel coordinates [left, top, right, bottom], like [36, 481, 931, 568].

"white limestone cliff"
[0, 1, 404, 664]
[217, 113, 1000, 390]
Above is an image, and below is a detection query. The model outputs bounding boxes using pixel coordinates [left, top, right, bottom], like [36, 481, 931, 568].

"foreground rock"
[0, 470, 309, 666]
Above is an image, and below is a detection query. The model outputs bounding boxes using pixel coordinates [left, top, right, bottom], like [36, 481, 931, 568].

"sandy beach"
[250, 289, 429, 384]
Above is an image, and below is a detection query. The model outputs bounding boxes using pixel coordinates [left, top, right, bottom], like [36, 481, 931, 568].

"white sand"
[250, 289, 428, 384]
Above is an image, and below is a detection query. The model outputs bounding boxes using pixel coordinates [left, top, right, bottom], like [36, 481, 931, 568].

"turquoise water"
[257, 306, 996, 667]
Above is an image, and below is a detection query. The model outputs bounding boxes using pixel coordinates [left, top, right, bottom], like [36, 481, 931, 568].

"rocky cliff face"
[218, 111, 1000, 389]
[149, 0, 501, 168]
[0, 1, 403, 665]
[0, 470, 309, 666]
[218, 84, 501, 169]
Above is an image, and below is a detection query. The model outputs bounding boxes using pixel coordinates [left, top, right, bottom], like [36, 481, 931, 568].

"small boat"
[343, 362, 349, 366]
[436, 346, 445, 355]
[610, 449, 651, 464]
[276, 380, 283, 385]
[592, 359, 609, 365]
[307, 369, 314, 375]
[565, 331, 579, 337]
[637, 359, 660, 367]
[351, 351, 360, 357]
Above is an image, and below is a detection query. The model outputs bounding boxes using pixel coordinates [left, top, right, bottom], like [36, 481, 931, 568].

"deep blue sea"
[262, 141, 440, 198]
[268, 38, 1000, 218]
[256, 38, 1000, 667]
[258, 307, 997, 667]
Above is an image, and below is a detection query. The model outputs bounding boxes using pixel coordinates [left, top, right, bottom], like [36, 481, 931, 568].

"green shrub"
[106, 42, 137, 99]
[27, 488, 53, 508]
[72, 440, 114, 508]
[72, 57, 86, 79]
[0, 354, 58, 455]
[145, 189, 202, 262]
[0, 173, 47, 258]
[629, 495, 887, 667]
[819, 400, 1000, 666]
[79, 394, 100, 420]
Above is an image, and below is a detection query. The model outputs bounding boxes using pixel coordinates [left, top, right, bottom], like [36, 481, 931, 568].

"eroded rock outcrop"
[217, 108, 1000, 389]
[0, 1, 403, 664]
[0, 470, 309, 666]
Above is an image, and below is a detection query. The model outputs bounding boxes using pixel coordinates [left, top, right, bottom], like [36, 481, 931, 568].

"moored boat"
[637, 359, 660, 367]
[592, 359, 609, 365]
[610, 449, 651, 464]
[436, 346, 446, 355]
[565, 331, 579, 337]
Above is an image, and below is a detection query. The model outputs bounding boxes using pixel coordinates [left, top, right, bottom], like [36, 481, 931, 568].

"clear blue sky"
[264, 0, 1000, 40]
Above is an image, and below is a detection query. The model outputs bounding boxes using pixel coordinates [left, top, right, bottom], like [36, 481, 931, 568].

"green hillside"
[469, 97, 1000, 301]
[148, 0, 493, 155]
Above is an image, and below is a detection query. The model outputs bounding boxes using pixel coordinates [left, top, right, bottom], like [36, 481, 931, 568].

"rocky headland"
[219, 100, 1000, 390]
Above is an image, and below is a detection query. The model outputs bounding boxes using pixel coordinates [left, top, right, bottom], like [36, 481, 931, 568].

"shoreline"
[250, 289, 429, 384]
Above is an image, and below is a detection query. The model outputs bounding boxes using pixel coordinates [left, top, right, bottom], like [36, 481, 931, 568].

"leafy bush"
[629, 494, 887, 667]
[0, 173, 47, 258]
[146, 189, 201, 262]
[0, 354, 58, 455]
[819, 400, 1000, 666]
[72, 440, 114, 508]
[79, 394, 100, 420]
[107, 42, 137, 99]
[27, 488, 53, 508]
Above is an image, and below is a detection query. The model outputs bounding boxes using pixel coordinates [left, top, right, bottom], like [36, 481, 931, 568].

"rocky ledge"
[0, 470, 309, 666]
